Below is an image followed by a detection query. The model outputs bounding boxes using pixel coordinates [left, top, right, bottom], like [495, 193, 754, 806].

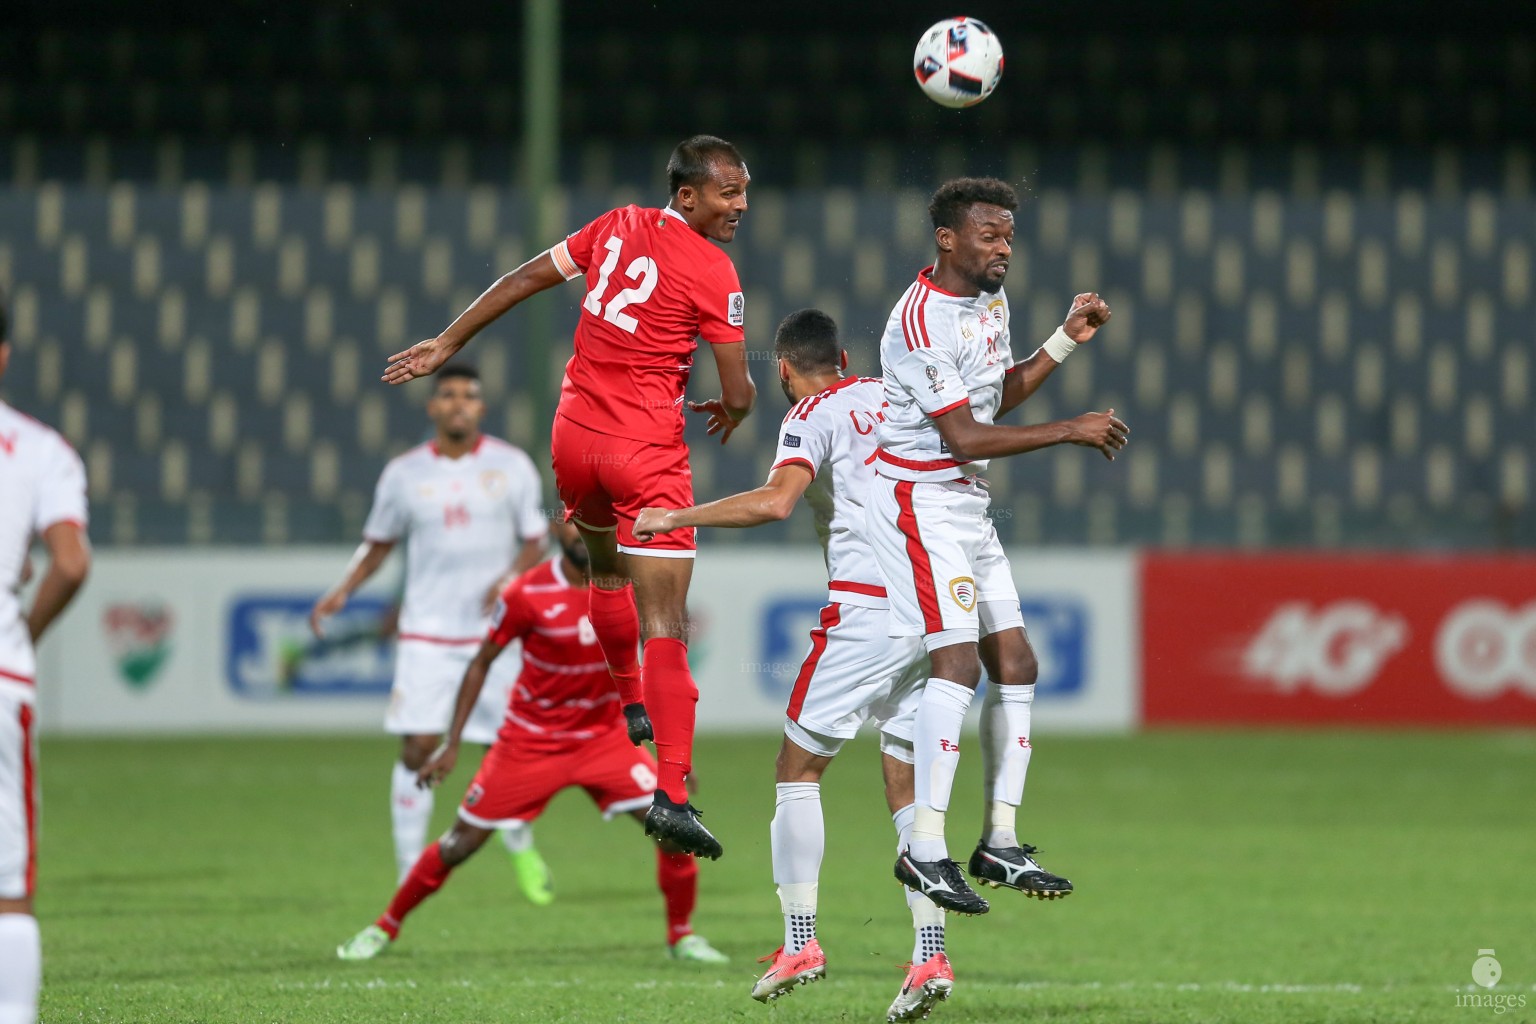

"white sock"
[771, 782, 823, 954]
[893, 804, 946, 962]
[910, 678, 974, 861]
[499, 821, 534, 854]
[980, 683, 1034, 847]
[391, 760, 434, 883]
[0, 913, 40, 1024]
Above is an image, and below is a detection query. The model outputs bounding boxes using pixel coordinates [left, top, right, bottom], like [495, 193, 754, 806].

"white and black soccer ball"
[913, 16, 1004, 109]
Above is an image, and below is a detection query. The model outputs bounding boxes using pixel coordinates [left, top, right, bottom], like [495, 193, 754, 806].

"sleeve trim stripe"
[549, 241, 582, 280]
[771, 457, 817, 478]
[929, 397, 969, 417]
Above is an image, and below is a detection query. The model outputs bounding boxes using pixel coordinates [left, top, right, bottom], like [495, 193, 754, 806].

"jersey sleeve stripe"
[897, 288, 915, 353]
[0, 668, 35, 686]
[928, 396, 969, 417]
[771, 456, 816, 477]
[549, 240, 583, 280]
[915, 288, 933, 349]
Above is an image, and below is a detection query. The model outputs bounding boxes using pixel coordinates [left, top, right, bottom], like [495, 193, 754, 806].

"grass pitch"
[37, 731, 1535, 1023]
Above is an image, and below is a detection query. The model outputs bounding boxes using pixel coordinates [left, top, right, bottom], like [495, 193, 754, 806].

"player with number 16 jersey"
[379, 135, 758, 859]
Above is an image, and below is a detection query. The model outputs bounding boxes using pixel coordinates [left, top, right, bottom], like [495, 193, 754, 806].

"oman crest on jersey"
[103, 602, 175, 690]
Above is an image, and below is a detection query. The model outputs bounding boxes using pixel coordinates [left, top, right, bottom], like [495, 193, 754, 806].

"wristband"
[1041, 326, 1078, 363]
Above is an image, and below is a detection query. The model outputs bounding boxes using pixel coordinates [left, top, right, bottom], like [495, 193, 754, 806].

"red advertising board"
[1141, 554, 1536, 726]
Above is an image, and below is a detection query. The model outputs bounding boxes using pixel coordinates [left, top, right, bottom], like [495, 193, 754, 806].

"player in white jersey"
[0, 301, 92, 1024]
[633, 311, 934, 1018]
[869, 178, 1126, 918]
[310, 365, 550, 889]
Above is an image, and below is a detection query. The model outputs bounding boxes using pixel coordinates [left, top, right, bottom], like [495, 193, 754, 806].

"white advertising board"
[686, 547, 1139, 734]
[36, 547, 1138, 736]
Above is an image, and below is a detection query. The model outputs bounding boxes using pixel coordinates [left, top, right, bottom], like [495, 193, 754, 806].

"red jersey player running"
[381, 136, 756, 859]
[336, 519, 729, 964]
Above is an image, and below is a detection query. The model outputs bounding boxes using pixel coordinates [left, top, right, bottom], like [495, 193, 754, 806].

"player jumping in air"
[379, 135, 756, 860]
[336, 519, 729, 965]
[0, 291, 93, 1024]
[637, 304, 1090, 1020]
[867, 178, 1124, 917]
[311, 365, 550, 890]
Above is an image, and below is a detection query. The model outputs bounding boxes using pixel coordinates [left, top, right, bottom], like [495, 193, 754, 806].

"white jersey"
[0, 401, 88, 702]
[771, 377, 890, 609]
[363, 436, 547, 642]
[876, 268, 1014, 482]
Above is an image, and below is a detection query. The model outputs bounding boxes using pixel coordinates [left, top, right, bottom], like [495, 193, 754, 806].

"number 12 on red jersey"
[582, 236, 659, 334]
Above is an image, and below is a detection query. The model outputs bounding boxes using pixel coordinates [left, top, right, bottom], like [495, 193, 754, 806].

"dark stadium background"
[3, 4, 1534, 1021]
[3, 0, 1532, 548]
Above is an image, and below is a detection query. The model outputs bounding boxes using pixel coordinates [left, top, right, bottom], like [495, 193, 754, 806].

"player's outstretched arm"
[935, 402, 1130, 463]
[382, 251, 568, 385]
[419, 639, 503, 788]
[25, 521, 90, 643]
[633, 463, 814, 541]
[309, 540, 395, 638]
[999, 293, 1112, 417]
[692, 340, 757, 444]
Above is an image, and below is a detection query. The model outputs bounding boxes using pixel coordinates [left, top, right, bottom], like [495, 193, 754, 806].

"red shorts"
[456, 726, 658, 826]
[550, 414, 696, 555]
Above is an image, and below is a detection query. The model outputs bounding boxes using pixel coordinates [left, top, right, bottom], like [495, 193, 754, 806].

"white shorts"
[868, 474, 1020, 646]
[0, 692, 38, 900]
[385, 639, 521, 744]
[783, 603, 928, 761]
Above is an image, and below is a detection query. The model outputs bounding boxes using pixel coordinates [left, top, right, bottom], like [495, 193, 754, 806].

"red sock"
[643, 637, 697, 803]
[657, 848, 699, 946]
[376, 842, 453, 938]
[589, 583, 643, 706]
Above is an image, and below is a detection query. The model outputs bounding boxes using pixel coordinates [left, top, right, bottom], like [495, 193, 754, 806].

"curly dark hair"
[928, 177, 1019, 232]
[773, 308, 840, 373]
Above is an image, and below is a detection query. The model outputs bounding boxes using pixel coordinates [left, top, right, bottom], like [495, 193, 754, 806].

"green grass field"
[34, 731, 1536, 1023]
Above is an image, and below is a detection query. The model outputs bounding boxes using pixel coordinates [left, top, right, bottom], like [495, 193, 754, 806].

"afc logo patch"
[949, 577, 976, 611]
[727, 291, 745, 327]
[925, 365, 946, 393]
[464, 783, 484, 807]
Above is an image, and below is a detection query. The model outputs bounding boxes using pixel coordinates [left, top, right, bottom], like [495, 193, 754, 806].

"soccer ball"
[913, 17, 1004, 109]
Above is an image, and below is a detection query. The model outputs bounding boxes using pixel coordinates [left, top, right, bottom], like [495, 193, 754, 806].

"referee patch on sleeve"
[727, 291, 745, 327]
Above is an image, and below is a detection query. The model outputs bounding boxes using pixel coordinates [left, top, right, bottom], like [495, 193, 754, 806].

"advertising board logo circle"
[1435, 601, 1536, 698]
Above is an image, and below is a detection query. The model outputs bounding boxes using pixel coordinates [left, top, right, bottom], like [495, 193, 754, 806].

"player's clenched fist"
[1066, 408, 1130, 460]
[1063, 292, 1112, 343]
[633, 507, 677, 543]
[416, 742, 458, 789]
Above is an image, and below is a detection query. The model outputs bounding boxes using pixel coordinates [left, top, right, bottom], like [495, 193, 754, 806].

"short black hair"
[667, 135, 746, 196]
[773, 309, 840, 374]
[928, 177, 1019, 232]
[435, 364, 479, 387]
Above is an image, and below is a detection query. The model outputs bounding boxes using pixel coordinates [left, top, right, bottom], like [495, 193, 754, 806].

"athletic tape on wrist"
[1041, 326, 1078, 363]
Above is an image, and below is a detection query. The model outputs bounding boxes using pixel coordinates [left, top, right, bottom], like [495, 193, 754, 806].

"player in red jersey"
[380, 135, 756, 859]
[335, 519, 729, 964]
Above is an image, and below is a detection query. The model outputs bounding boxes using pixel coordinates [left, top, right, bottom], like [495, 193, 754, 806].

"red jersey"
[485, 558, 618, 750]
[550, 205, 746, 446]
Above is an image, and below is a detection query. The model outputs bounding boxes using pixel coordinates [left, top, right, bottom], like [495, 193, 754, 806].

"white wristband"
[1040, 326, 1078, 363]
